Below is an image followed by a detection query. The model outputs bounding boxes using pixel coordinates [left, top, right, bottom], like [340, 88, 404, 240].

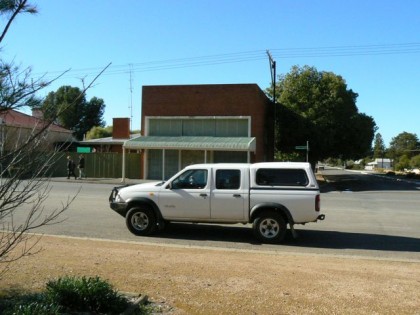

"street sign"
[295, 141, 310, 162]
[77, 147, 91, 153]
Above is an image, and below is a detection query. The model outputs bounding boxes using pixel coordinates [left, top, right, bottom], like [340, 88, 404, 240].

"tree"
[395, 155, 410, 171]
[273, 102, 315, 160]
[84, 97, 105, 132]
[41, 86, 105, 140]
[388, 132, 420, 170]
[373, 133, 386, 158]
[0, 1, 46, 113]
[0, 0, 70, 273]
[266, 65, 376, 163]
[389, 132, 419, 156]
[410, 154, 420, 169]
[0, 1, 106, 274]
[86, 125, 112, 140]
[0, 0, 37, 43]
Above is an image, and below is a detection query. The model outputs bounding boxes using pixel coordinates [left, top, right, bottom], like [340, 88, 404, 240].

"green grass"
[0, 276, 153, 315]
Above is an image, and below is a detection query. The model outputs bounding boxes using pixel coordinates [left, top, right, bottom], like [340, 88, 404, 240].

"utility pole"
[266, 50, 276, 104]
[267, 50, 277, 159]
[306, 140, 309, 162]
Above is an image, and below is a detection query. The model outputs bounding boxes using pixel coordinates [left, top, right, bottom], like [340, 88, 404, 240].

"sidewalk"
[50, 177, 154, 185]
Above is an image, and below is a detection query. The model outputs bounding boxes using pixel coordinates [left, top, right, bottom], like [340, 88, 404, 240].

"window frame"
[215, 169, 241, 190]
[255, 168, 309, 187]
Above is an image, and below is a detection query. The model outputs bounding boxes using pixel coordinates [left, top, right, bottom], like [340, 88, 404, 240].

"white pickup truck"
[109, 162, 325, 243]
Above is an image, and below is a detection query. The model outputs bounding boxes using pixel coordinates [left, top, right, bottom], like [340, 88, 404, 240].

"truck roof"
[183, 162, 312, 169]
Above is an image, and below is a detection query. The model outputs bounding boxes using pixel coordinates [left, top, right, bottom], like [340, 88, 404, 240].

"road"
[8, 169, 420, 261]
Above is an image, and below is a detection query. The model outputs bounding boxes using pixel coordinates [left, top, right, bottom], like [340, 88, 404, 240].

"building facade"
[0, 109, 74, 152]
[79, 118, 139, 153]
[365, 158, 393, 170]
[124, 84, 274, 180]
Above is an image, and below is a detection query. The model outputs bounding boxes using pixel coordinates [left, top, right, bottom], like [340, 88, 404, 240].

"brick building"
[0, 109, 74, 151]
[79, 118, 137, 153]
[124, 84, 274, 180]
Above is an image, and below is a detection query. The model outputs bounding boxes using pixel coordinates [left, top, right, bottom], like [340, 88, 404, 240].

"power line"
[35, 50, 266, 81]
[33, 42, 420, 82]
[271, 42, 420, 58]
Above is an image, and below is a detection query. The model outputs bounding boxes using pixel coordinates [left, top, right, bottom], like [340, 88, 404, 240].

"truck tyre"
[126, 206, 156, 236]
[253, 212, 287, 243]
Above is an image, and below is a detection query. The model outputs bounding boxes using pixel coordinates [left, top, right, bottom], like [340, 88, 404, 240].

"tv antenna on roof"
[128, 63, 134, 134]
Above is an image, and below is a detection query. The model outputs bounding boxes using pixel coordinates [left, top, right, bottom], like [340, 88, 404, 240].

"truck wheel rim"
[131, 212, 149, 231]
[260, 218, 279, 238]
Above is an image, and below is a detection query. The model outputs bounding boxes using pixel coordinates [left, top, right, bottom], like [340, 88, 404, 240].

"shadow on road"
[319, 170, 420, 192]
[151, 223, 420, 253]
[291, 229, 420, 253]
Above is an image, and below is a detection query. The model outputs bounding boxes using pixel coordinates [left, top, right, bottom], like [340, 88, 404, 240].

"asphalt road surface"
[6, 168, 420, 261]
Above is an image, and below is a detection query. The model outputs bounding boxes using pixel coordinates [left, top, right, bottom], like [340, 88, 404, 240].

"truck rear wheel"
[253, 212, 287, 243]
[126, 206, 156, 236]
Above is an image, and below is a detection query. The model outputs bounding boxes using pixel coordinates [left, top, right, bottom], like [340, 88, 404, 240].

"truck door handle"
[233, 194, 241, 198]
[199, 193, 208, 198]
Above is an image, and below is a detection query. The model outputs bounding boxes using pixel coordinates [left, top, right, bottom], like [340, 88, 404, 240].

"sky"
[2, 0, 419, 146]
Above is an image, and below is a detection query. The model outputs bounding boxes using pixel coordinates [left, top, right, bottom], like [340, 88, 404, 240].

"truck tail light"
[315, 194, 321, 212]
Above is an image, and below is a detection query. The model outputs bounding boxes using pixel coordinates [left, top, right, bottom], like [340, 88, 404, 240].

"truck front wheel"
[126, 206, 156, 236]
[253, 212, 287, 243]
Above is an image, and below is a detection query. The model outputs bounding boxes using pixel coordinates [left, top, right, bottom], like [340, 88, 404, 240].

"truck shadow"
[290, 229, 420, 253]
[155, 223, 420, 253]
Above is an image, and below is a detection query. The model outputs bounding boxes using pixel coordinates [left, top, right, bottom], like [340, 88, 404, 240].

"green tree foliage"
[0, 0, 37, 43]
[373, 133, 386, 158]
[0, 1, 43, 112]
[388, 132, 420, 170]
[83, 97, 105, 130]
[389, 132, 419, 156]
[85, 126, 112, 140]
[41, 86, 105, 140]
[395, 155, 410, 171]
[410, 154, 420, 169]
[267, 65, 377, 163]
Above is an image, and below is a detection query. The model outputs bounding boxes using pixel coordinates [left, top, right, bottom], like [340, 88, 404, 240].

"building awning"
[124, 136, 256, 152]
[79, 134, 141, 146]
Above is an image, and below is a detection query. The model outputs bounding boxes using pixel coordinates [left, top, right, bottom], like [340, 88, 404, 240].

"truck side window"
[256, 169, 309, 186]
[216, 169, 240, 189]
[171, 169, 208, 189]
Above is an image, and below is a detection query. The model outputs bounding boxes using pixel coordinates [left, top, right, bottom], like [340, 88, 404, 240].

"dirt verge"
[1, 235, 419, 314]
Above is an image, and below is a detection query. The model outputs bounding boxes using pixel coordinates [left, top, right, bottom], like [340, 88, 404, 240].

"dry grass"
[1, 235, 420, 314]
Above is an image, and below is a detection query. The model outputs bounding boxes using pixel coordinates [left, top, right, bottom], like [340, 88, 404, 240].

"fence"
[55, 152, 141, 179]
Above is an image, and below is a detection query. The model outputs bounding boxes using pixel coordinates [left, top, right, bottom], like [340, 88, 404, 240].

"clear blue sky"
[2, 0, 419, 147]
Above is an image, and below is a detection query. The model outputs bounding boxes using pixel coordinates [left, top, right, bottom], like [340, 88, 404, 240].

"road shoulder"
[2, 234, 419, 314]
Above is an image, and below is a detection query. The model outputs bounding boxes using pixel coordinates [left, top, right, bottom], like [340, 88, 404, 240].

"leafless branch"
[0, 1, 112, 273]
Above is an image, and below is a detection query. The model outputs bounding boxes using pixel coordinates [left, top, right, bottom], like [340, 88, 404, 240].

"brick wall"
[112, 117, 130, 139]
[141, 84, 274, 162]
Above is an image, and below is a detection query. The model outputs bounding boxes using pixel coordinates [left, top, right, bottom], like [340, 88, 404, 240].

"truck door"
[158, 168, 211, 220]
[210, 168, 247, 221]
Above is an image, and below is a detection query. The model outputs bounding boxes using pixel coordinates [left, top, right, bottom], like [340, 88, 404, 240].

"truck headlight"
[115, 194, 125, 203]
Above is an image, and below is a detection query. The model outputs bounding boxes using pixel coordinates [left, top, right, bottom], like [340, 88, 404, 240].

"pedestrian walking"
[78, 154, 86, 179]
[67, 156, 77, 179]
